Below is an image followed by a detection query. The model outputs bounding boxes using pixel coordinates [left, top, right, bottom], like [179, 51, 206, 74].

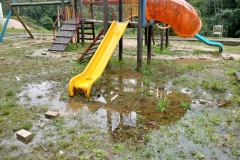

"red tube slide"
[146, 0, 202, 37]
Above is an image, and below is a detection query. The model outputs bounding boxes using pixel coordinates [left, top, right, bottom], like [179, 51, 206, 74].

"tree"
[40, 15, 53, 30]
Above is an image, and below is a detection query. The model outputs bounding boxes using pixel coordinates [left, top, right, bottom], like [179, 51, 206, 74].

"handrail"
[74, 13, 81, 46]
[52, 10, 63, 40]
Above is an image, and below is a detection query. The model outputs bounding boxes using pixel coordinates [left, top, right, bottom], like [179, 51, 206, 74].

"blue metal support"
[0, 8, 12, 42]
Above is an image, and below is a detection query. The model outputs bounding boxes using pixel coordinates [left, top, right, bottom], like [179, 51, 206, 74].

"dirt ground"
[4, 18, 31, 29]
[7, 35, 240, 62]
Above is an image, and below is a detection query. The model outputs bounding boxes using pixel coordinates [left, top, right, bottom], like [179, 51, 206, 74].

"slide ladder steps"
[79, 21, 95, 42]
[78, 29, 104, 62]
[49, 19, 78, 52]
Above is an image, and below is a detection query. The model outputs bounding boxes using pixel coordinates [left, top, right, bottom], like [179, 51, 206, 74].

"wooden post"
[119, 0, 123, 61]
[79, 0, 84, 45]
[145, 27, 148, 45]
[74, 0, 79, 43]
[160, 23, 164, 51]
[137, 0, 143, 71]
[147, 25, 152, 64]
[6, 1, 34, 39]
[103, 0, 108, 35]
[165, 26, 169, 47]
[61, 0, 65, 20]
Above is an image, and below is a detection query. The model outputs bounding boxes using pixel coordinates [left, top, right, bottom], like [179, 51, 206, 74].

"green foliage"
[20, 121, 33, 130]
[93, 149, 108, 159]
[66, 44, 82, 52]
[40, 15, 53, 30]
[152, 45, 172, 55]
[156, 98, 169, 112]
[180, 101, 191, 110]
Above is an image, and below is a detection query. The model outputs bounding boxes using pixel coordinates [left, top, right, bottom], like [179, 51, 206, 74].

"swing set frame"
[0, 0, 70, 43]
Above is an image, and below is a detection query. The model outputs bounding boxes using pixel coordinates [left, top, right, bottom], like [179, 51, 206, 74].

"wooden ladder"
[78, 29, 104, 62]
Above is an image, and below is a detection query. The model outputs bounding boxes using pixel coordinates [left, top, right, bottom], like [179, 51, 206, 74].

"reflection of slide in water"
[194, 34, 224, 53]
[68, 20, 129, 97]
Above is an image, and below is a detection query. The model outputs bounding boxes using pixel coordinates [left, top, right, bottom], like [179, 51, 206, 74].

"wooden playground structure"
[1, 0, 169, 71]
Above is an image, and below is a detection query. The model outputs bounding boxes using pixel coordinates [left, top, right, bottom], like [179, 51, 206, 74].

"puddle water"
[17, 81, 66, 110]
[17, 58, 220, 143]
[65, 67, 192, 142]
[172, 58, 213, 65]
[16, 66, 193, 142]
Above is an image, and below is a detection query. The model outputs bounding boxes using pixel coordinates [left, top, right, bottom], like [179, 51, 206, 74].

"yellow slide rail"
[68, 20, 129, 98]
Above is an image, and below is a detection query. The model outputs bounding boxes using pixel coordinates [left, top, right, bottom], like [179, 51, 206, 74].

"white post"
[58, 6, 60, 31]
[0, 3, 4, 27]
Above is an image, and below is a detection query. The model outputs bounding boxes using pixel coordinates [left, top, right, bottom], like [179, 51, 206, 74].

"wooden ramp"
[49, 19, 78, 52]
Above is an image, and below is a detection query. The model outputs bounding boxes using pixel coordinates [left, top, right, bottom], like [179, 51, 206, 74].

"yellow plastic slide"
[68, 20, 129, 98]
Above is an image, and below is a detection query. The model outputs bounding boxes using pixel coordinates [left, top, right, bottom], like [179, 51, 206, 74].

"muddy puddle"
[172, 58, 214, 65]
[17, 81, 66, 110]
[16, 58, 219, 142]
[17, 70, 193, 143]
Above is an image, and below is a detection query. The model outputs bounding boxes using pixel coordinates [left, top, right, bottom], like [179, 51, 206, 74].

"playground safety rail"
[52, 10, 63, 40]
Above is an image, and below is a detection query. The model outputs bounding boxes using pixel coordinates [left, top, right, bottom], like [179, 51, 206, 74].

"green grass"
[180, 101, 191, 109]
[156, 98, 170, 112]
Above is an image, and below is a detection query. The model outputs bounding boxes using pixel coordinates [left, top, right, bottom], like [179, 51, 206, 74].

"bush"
[40, 16, 53, 30]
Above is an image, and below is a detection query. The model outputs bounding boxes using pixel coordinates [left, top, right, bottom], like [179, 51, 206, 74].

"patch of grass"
[60, 93, 70, 101]
[225, 70, 236, 76]
[52, 117, 64, 127]
[193, 49, 219, 55]
[6, 90, 15, 96]
[201, 80, 226, 92]
[180, 101, 191, 109]
[143, 77, 151, 85]
[156, 98, 169, 112]
[114, 144, 125, 153]
[93, 149, 108, 159]
[20, 121, 33, 130]
[152, 45, 172, 55]
[211, 80, 225, 91]
[0, 99, 18, 108]
[10, 145, 18, 151]
[59, 141, 72, 148]
[66, 44, 86, 52]
[66, 127, 76, 134]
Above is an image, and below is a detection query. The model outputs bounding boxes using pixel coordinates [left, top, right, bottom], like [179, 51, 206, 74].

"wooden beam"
[165, 26, 169, 47]
[119, 0, 123, 61]
[11, 1, 70, 6]
[147, 25, 152, 64]
[6, 1, 34, 39]
[137, 0, 143, 71]
[79, 0, 84, 45]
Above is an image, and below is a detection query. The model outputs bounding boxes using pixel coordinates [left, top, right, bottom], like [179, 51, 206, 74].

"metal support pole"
[147, 25, 152, 64]
[119, 0, 123, 61]
[137, 0, 143, 71]
[103, 0, 108, 35]
[6, 1, 34, 39]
